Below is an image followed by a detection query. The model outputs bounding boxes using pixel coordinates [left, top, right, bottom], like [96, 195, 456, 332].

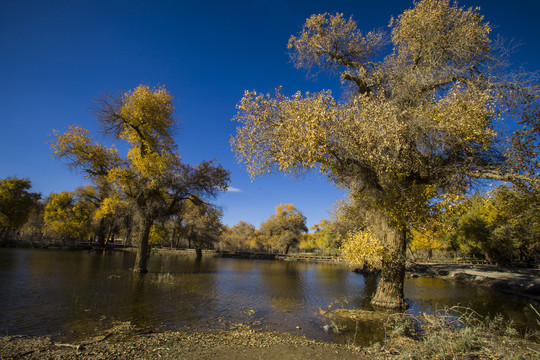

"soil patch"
[3, 320, 538, 360]
[0, 328, 372, 360]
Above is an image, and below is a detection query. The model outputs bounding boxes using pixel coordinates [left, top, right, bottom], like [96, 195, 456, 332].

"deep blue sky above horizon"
[1, 0, 539, 229]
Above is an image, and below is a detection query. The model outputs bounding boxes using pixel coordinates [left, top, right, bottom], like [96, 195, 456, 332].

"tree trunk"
[96, 218, 106, 247]
[105, 223, 113, 245]
[370, 218, 408, 309]
[170, 228, 176, 250]
[133, 218, 152, 273]
[124, 224, 132, 247]
[284, 243, 291, 255]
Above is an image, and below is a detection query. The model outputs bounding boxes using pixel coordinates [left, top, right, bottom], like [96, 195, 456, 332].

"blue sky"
[1, 0, 538, 229]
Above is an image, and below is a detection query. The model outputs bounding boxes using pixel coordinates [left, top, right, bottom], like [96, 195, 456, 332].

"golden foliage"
[93, 194, 126, 222]
[0, 178, 40, 231]
[342, 230, 386, 269]
[259, 203, 308, 253]
[391, 0, 491, 66]
[409, 228, 443, 252]
[43, 191, 92, 241]
[231, 0, 533, 237]
[117, 85, 176, 154]
[51, 125, 122, 177]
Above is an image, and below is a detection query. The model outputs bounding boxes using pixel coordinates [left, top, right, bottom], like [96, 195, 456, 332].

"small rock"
[322, 325, 331, 333]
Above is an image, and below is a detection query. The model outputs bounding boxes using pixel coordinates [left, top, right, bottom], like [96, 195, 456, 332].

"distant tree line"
[0, 177, 224, 255]
[0, 177, 311, 255]
[1, 175, 538, 266]
[220, 203, 308, 254]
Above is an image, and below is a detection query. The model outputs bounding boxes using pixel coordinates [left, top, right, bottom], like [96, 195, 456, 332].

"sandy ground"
[2, 321, 539, 360]
[0, 329, 375, 360]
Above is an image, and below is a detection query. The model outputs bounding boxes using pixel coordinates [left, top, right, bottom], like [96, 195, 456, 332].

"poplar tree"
[259, 204, 308, 254]
[52, 85, 229, 272]
[232, 0, 538, 307]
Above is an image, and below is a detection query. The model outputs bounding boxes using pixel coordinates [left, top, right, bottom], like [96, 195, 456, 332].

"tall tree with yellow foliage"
[232, 0, 538, 308]
[52, 85, 229, 272]
[259, 204, 308, 254]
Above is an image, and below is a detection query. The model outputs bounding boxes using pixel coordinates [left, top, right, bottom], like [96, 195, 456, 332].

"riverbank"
[2, 318, 539, 360]
[0, 327, 364, 360]
[407, 263, 540, 300]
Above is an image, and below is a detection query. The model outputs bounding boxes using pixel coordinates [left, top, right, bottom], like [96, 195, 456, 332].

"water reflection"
[405, 277, 539, 331]
[258, 262, 304, 313]
[0, 248, 537, 344]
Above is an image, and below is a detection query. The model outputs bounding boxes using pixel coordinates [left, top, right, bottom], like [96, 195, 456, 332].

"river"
[0, 248, 538, 344]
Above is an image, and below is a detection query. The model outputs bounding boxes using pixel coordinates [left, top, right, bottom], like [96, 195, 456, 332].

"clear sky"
[1, 0, 539, 229]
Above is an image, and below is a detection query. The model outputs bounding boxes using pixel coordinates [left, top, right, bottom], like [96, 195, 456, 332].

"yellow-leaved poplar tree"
[258, 204, 308, 254]
[232, 0, 538, 308]
[52, 85, 230, 272]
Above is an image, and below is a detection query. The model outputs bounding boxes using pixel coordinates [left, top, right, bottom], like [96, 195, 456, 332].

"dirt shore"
[0, 328, 372, 360]
[2, 321, 539, 360]
[407, 263, 540, 299]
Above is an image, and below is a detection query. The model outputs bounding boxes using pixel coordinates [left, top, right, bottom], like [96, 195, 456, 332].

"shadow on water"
[0, 248, 537, 344]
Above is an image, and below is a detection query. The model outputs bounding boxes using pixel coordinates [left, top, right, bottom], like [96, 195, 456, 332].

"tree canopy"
[180, 196, 224, 256]
[52, 85, 230, 272]
[0, 178, 40, 241]
[259, 204, 308, 254]
[232, 0, 538, 308]
[43, 190, 93, 243]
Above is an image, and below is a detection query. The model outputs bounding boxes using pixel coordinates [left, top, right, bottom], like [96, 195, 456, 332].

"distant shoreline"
[407, 262, 540, 300]
[2, 245, 539, 299]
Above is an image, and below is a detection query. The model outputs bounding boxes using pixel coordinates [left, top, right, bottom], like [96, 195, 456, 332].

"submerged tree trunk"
[133, 218, 152, 273]
[371, 216, 408, 309]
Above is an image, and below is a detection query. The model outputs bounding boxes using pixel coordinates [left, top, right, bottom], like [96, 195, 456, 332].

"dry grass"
[323, 305, 540, 359]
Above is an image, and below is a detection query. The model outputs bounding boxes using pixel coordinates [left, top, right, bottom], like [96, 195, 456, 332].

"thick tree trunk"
[133, 218, 152, 273]
[370, 218, 408, 309]
[96, 218, 106, 247]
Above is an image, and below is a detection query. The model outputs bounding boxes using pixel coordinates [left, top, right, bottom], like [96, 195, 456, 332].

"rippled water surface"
[0, 248, 537, 343]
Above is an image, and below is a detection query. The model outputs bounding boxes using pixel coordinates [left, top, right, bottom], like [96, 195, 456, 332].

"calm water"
[0, 248, 538, 344]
